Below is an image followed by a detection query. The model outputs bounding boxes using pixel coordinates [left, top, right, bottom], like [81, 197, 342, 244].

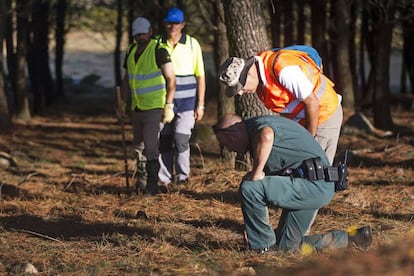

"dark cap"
[218, 56, 255, 97]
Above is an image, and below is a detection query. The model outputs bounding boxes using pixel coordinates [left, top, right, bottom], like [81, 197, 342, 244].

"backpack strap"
[126, 44, 137, 61]
[155, 35, 161, 51]
[272, 45, 323, 71]
[271, 50, 281, 80]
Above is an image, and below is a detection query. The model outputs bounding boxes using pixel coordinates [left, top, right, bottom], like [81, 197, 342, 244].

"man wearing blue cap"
[156, 7, 206, 189]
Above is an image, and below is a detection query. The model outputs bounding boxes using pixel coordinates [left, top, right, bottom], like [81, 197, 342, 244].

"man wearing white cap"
[118, 17, 176, 195]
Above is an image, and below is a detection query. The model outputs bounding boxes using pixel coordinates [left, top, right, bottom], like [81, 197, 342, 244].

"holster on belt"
[284, 157, 349, 192]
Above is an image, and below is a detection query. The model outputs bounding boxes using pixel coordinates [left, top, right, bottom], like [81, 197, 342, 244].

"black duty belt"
[282, 156, 349, 192]
[284, 158, 338, 181]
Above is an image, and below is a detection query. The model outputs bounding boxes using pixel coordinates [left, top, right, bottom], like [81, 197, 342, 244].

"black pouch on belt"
[301, 157, 324, 181]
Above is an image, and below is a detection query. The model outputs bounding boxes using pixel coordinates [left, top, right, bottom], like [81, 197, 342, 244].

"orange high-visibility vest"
[257, 49, 339, 125]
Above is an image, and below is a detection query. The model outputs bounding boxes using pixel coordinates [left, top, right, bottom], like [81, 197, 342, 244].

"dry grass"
[0, 90, 413, 275]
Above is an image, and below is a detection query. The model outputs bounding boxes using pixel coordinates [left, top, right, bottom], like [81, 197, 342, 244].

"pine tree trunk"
[222, 0, 273, 119]
[269, 0, 281, 47]
[372, 1, 395, 130]
[311, 0, 330, 76]
[222, 0, 274, 170]
[114, 0, 123, 87]
[330, 0, 355, 111]
[0, 0, 12, 131]
[14, 0, 31, 121]
[283, 0, 294, 45]
[296, 0, 306, 45]
[401, 1, 414, 110]
[27, 0, 53, 114]
[55, 0, 67, 97]
[214, 0, 234, 162]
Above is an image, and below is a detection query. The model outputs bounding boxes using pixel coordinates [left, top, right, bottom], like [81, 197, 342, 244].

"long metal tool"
[116, 86, 130, 195]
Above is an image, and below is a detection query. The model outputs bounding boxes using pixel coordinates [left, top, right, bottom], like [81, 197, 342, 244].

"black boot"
[144, 160, 161, 195]
[348, 226, 373, 251]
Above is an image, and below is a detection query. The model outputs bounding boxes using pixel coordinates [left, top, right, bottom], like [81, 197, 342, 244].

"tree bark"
[371, 1, 395, 130]
[401, 1, 414, 110]
[348, 0, 359, 109]
[222, 0, 273, 119]
[330, 0, 355, 111]
[115, 0, 123, 86]
[283, 0, 295, 45]
[214, 0, 234, 162]
[357, 0, 369, 108]
[0, 0, 12, 131]
[310, 0, 330, 76]
[269, 0, 281, 47]
[5, 0, 16, 105]
[27, 0, 53, 114]
[222, 0, 274, 170]
[296, 0, 306, 45]
[127, 0, 135, 44]
[55, 0, 67, 97]
[214, 1, 233, 119]
[14, 0, 31, 121]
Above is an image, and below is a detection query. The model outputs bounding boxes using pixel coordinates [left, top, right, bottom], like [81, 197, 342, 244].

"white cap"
[132, 17, 151, 36]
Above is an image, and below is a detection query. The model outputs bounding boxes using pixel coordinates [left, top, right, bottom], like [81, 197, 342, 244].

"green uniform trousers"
[240, 175, 349, 251]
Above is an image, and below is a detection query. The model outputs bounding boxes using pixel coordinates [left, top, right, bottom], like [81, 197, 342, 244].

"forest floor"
[0, 31, 413, 275]
[0, 84, 413, 275]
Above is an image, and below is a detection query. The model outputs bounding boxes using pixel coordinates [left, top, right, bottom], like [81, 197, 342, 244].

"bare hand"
[194, 106, 205, 121]
[243, 171, 265, 181]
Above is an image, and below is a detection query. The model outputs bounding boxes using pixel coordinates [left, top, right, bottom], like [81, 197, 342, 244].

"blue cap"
[164, 7, 184, 23]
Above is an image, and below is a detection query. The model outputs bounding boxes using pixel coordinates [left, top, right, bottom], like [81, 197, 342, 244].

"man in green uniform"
[213, 114, 372, 253]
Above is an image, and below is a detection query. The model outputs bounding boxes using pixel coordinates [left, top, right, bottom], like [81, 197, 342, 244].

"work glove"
[162, 103, 175, 123]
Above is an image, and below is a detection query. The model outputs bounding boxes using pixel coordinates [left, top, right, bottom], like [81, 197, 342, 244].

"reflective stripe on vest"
[126, 40, 166, 110]
[258, 50, 339, 125]
[175, 75, 197, 99]
[158, 35, 197, 99]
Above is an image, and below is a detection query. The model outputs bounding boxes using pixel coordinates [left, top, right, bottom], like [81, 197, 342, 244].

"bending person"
[213, 113, 372, 253]
[218, 48, 342, 165]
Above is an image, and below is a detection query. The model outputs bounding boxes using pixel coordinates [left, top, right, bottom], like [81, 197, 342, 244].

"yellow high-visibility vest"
[126, 39, 166, 111]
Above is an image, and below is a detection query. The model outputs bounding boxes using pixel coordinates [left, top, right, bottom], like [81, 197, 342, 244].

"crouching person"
[213, 114, 372, 253]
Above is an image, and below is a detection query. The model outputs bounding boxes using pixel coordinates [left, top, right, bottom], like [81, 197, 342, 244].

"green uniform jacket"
[245, 115, 330, 176]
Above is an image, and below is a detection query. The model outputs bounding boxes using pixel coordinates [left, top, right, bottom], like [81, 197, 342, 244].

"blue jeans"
[239, 175, 348, 251]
